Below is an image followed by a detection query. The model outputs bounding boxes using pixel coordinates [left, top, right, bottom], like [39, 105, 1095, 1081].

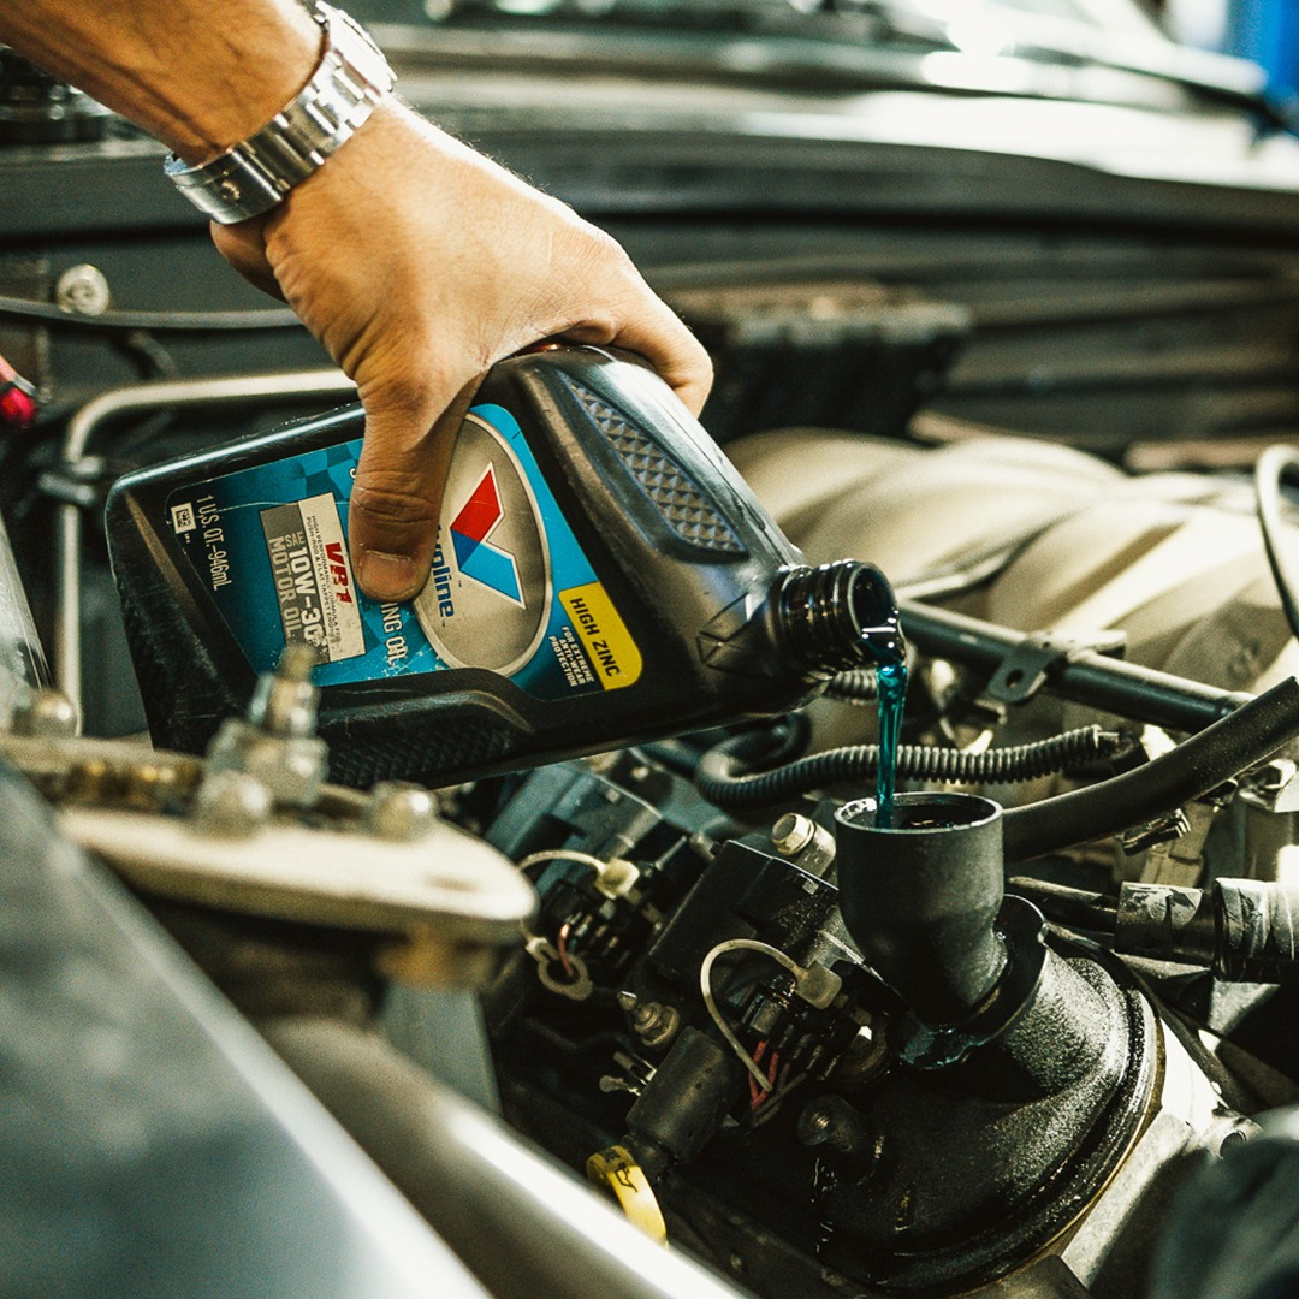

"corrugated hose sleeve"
[695, 726, 1118, 811]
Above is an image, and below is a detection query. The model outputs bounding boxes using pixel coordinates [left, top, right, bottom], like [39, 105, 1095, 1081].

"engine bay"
[8, 35, 1299, 1298]
[9, 363, 1299, 1298]
[460, 426, 1299, 1298]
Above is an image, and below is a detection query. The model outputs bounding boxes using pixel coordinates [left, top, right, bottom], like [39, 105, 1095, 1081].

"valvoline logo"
[413, 411, 551, 674]
[449, 465, 524, 606]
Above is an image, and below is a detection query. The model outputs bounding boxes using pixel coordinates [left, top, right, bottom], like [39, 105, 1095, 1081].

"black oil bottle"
[106, 347, 899, 788]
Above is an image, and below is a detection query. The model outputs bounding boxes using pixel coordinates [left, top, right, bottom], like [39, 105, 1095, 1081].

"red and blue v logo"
[450, 465, 524, 606]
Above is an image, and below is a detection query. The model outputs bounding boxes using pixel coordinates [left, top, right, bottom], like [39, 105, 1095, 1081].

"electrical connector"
[0, 353, 36, 428]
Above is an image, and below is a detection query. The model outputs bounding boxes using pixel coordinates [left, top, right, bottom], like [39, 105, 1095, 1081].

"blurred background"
[1161, 0, 1297, 104]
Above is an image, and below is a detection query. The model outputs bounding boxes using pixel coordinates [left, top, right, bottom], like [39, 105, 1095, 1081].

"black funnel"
[835, 791, 1006, 1027]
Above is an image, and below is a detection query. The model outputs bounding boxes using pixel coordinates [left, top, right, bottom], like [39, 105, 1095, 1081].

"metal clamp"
[982, 629, 1126, 706]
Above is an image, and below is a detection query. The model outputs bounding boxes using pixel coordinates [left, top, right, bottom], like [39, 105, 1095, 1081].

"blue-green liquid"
[874, 651, 907, 830]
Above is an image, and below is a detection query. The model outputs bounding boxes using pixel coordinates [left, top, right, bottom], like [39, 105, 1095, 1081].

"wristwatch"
[164, 2, 394, 225]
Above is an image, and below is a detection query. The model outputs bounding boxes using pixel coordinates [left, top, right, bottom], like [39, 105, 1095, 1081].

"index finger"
[604, 297, 714, 419]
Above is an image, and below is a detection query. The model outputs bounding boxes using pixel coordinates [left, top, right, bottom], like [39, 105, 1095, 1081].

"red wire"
[556, 922, 575, 979]
[748, 1039, 763, 1111]
[749, 1044, 783, 1111]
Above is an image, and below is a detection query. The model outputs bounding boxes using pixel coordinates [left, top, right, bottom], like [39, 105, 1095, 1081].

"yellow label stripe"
[560, 582, 642, 691]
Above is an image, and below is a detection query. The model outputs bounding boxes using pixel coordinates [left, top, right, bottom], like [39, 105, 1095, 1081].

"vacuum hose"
[825, 668, 880, 703]
[1002, 676, 1299, 861]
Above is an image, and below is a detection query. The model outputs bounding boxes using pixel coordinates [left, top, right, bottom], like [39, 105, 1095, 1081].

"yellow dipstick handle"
[586, 1144, 668, 1245]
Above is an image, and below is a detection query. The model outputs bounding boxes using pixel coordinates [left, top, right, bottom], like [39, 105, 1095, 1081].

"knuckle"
[688, 329, 714, 372]
[595, 238, 640, 284]
[350, 476, 440, 528]
[586, 225, 631, 263]
[563, 223, 636, 281]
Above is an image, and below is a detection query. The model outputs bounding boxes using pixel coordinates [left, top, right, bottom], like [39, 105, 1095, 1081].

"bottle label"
[166, 402, 642, 698]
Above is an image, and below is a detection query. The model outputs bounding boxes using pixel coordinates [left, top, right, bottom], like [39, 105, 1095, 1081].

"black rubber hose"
[1002, 676, 1299, 862]
[695, 725, 1119, 810]
[1255, 445, 1299, 643]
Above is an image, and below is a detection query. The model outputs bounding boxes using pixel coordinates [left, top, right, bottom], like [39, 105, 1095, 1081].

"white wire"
[699, 938, 807, 1095]
[521, 860, 809, 1095]
[517, 847, 639, 900]
[518, 848, 612, 876]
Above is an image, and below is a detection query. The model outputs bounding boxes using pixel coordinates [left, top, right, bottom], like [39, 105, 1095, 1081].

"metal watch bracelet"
[164, 2, 394, 225]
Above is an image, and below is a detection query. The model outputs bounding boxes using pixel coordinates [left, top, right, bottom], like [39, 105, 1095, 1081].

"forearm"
[0, 0, 711, 604]
[0, 0, 318, 161]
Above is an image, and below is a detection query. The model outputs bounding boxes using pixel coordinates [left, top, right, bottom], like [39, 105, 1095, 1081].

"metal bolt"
[367, 782, 436, 841]
[207, 648, 327, 809]
[795, 1095, 875, 1158]
[279, 644, 316, 682]
[193, 769, 271, 837]
[772, 811, 836, 878]
[55, 264, 111, 316]
[630, 1002, 657, 1031]
[799, 1105, 833, 1140]
[628, 998, 680, 1049]
[773, 811, 815, 855]
[9, 688, 78, 737]
[250, 645, 320, 737]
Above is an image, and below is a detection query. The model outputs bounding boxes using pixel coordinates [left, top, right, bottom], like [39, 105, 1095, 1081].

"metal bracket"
[1119, 809, 1192, 856]
[36, 456, 105, 509]
[982, 629, 1127, 706]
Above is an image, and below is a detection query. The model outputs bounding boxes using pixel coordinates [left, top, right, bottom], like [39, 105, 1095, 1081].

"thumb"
[349, 376, 480, 602]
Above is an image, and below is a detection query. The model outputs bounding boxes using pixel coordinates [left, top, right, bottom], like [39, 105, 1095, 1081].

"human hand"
[211, 99, 712, 602]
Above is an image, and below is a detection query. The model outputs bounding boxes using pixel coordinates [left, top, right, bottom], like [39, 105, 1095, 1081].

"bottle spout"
[769, 559, 904, 678]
